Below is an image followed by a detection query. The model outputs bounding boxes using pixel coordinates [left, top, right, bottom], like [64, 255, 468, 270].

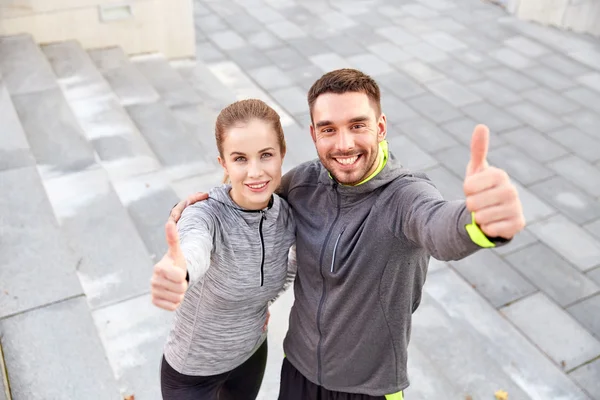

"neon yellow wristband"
[465, 211, 496, 248]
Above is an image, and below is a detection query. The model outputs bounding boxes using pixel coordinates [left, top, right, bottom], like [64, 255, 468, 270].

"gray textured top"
[163, 185, 296, 376]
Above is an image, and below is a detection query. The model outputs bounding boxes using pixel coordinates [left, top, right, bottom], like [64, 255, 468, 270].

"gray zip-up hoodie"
[163, 185, 296, 376]
[278, 157, 494, 396]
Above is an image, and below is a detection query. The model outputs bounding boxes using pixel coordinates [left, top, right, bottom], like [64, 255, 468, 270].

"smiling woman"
[151, 99, 296, 400]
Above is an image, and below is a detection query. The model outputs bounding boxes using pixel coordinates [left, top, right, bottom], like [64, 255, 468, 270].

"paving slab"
[449, 249, 536, 308]
[421, 165, 464, 201]
[0, 297, 120, 399]
[547, 126, 600, 164]
[506, 243, 599, 307]
[406, 93, 462, 123]
[507, 101, 565, 132]
[501, 292, 600, 371]
[93, 294, 174, 400]
[529, 214, 600, 272]
[548, 155, 600, 198]
[398, 60, 445, 84]
[424, 79, 481, 107]
[570, 359, 600, 400]
[466, 80, 521, 107]
[501, 125, 570, 162]
[563, 109, 600, 139]
[511, 180, 557, 224]
[461, 102, 523, 133]
[568, 294, 600, 340]
[43, 167, 154, 309]
[487, 145, 555, 186]
[88, 47, 160, 106]
[380, 93, 420, 124]
[529, 176, 600, 224]
[493, 227, 539, 256]
[415, 268, 590, 399]
[11, 88, 96, 179]
[0, 34, 57, 95]
[387, 135, 438, 171]
[521, 87, 581, 116]
[0, 167, 83, 318]
[0, 83, 35, 172]
[397, 119, 459, 152]
[483, 67, 538, 92]
[564, 87, 600, 114]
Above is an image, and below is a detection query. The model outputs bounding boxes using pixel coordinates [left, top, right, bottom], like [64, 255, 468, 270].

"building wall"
[508, 0, 600, 37]
[0, 0, 196, 58]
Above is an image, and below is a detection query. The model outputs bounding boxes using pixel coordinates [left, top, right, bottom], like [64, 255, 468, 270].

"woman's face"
[219, 119, 285, 210]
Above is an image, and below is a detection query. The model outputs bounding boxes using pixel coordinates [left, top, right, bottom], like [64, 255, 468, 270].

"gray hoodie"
[278, 156, 494, 396]
[163, 185, 296, 376]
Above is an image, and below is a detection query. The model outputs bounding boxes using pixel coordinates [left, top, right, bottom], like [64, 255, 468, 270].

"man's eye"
[352, 124, 365, 129]
[322, 128, 334, 133]
[261, 153, 273, 158]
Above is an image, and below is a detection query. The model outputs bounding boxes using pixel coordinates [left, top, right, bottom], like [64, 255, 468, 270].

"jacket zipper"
[330, 230, 344, 273]
[316, 184, 341, 385]
[259, 211, 266, 287]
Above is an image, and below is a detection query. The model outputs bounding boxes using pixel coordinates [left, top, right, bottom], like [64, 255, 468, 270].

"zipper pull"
[261, 210, 267, 220]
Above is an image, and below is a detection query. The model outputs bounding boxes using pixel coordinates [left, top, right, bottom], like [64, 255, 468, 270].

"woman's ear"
[218, 156, 227, 172]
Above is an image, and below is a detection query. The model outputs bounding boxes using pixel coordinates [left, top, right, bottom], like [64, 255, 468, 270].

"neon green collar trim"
[329, 140, 389, 186]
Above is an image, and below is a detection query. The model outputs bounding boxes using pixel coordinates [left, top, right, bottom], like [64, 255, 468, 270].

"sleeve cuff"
[465, 211, 496, 248]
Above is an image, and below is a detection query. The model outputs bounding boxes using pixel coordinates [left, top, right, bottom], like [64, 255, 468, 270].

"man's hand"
[463, 125, 525, 239]
[169, 192, 209, 223]
[151, 221, 189, 311]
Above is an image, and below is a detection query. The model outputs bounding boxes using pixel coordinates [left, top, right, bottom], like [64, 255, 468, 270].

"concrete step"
[414, 268, 591, 399]
[11, 87, 97, 180]
[0, 297, 121, 399]
[42, 41, 161, 182]
[0, 34, 57, 96]
[43, 167, 155, 310]
[93, 294, 173, 399]
[132, 54, 202, 108]
[88, 47, 160, 106]
[0, 82, 35, 172]
[0, 166, 83, 319]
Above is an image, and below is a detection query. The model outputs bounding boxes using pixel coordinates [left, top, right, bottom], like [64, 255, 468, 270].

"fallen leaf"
[465, 396, 473, 400]
[124, 395, 135, 400]
[495, 390, 508, 400]
[561, 360, 566, 368]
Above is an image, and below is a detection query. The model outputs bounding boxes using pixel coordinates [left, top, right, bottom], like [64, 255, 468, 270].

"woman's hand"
[151, 221, 189, 311]
[263, 310, 270, 332]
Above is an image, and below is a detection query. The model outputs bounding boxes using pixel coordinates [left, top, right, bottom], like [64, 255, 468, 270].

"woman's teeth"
[336, 156, 359, 165]
[248, 183, 267, 189]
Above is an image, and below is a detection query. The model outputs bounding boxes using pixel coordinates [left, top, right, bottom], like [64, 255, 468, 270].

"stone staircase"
[0, 31, 598, 400]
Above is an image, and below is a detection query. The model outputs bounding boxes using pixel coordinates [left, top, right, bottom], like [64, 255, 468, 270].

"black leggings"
[161, 340, 268, 400]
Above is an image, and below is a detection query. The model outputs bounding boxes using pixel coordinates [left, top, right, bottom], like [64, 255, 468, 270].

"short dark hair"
[307, 69, 382, 121]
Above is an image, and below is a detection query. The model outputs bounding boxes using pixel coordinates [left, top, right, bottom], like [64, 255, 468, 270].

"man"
[163, 69, 525, 399]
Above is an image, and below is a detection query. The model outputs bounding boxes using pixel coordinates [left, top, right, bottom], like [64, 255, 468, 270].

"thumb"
[466, 124, 490, 176]
[165, 220, 186, 269]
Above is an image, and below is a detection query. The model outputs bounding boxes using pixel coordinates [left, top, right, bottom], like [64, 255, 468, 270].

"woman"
[151, 99, 296, 400]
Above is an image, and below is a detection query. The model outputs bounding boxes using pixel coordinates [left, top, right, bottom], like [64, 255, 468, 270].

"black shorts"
[161, 340, 268, 400]
[278, 358, 404, 400]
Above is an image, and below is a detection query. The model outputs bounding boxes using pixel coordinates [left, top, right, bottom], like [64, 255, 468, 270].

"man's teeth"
[336, 156, 359, 165]
[248, 183, 267, 189]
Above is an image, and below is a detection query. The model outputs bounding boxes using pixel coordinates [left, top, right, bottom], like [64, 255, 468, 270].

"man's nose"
[335, 130, 354, 151]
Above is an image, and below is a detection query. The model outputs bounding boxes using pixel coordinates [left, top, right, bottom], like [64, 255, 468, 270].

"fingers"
[165, 221, 186, 269]
[465, 180, 517, 212]
[168, 192, 209, 223]
[480, 217, 526, 239]
[169, 200, 188, 223]
[466, 124, 490, 177]
[152, 297, 181, 312]
[463, 167, 509, 196]
[151, 261, 188, 311]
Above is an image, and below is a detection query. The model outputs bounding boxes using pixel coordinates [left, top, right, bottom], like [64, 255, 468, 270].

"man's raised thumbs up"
[151, 221, 189, 311]
[463, 124, 525, 240]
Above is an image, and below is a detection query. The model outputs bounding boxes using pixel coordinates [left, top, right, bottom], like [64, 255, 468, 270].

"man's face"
[310, 92, 386, 185]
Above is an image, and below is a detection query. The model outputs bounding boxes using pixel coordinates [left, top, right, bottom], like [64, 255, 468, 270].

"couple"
[151, 69, 525, 400]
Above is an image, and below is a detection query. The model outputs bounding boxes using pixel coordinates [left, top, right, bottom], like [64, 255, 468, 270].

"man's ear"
[377, 113, 387, 142]
[310, 124, 317, 144]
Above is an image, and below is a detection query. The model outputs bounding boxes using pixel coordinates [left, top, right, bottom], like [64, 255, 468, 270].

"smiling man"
[168, 69, 525, 400]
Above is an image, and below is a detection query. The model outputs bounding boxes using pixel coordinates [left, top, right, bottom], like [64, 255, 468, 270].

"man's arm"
[392, 125, 525, 261]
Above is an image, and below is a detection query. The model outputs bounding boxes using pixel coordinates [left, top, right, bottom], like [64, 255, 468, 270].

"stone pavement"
[0, 0, 600, 398]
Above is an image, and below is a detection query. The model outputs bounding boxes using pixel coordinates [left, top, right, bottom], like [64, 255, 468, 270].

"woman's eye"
[234, 157, 246, 162]
[261, 153, 273, 159]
